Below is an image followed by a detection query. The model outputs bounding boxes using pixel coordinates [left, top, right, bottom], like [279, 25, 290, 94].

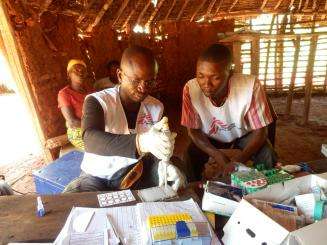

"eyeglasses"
[121, 70, 156, 88]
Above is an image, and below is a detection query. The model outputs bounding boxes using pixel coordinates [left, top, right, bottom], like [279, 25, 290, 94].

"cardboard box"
[222, 173, 327, 245]
[202, 181, 243, 217]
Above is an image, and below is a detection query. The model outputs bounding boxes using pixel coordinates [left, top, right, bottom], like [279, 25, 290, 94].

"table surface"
[0, 188, 200, 244]
[1, 158, 327, 244]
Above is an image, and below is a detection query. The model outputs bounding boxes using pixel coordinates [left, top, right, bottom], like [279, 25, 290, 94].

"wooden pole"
[205, 0, 217, 18]
[263, 14, 276, 91]
[275, 14, 288, 92]
[135, 0, 152, 25]
[288, 0, 295, 10]
[229, 0, 239, 12]
[251, 37, 260, 77]
[165, 0, 177, 20]
[261, 0, 269, 10]
[302, 35, 318, 125]
[232, 42, 242, 73]
[214, 0, 223, 16]
[189, 0, 206, 22]
[77, 0, 97, 23]
[285, 36, 301, 115]
[122, 0, 142, 30]
[86, 0, 114, 33]
[112, 0, 130, 27]
[177, 0, 190, 21]
[274, 0, 284, 10]
[146, 0, 165, 27]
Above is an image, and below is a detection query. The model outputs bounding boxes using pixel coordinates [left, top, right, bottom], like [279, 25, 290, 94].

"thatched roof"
[5, 0, 327, 35]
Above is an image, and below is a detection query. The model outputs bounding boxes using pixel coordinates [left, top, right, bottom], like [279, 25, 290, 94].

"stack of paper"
[54, 199, 220, 245]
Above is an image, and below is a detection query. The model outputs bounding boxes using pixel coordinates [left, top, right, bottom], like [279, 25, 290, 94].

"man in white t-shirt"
[181, 44, 277, 180]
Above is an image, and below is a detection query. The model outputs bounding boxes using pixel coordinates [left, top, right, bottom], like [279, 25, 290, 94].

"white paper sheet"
[54, 200, 220, 245]
[136, 199, 220, 245]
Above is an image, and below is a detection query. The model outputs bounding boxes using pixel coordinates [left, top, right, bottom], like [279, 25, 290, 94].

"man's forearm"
[232, 127, 267, 163]
[188, 128, 228, 163]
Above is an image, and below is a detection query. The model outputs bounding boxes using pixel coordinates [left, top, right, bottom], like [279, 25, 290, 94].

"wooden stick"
[86, 0, 114, 33]
[39, 0, 53, 17]
[214, 0, 223, 16]
[112, 0, 130, 27]
[177, 0, 190, 21]
[302, 34, 318, 125]
[312, 0, 317, 10]
[274, 0, 283, 10]
[303, 0, 310, 10]
[219, 32, 327, 42]
[136, 0, 152, 25]
[190, 0, 206, 22]
[298, 0, 303, 11]
[275, 14, 288, 92]
[288, 0, 295, 10]
[263, 14, 276, 91]
[285, 36, 301, 115]
[77, 0, 97, 23]
[229, 0, 239, 12]
[261, 0, 269, 10]
[212, 9, 327, 21]
[165, 0, 177, 20]
[122, 0, 142, 29]
[146, 0, 165, 27]
[205, 0, 217, 18]
[232, 42, 242, 73]
[251, 37, 260, 77]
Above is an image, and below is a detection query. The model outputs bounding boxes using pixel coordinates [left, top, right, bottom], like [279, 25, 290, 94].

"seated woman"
[58, 59, 93, 150]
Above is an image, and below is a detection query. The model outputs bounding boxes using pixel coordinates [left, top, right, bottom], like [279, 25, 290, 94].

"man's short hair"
[106, 60, 120, 70]
[198, 44, 232, 66]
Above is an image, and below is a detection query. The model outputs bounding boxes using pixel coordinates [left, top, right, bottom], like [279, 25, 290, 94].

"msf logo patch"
[208, 117, 236, 136]
[137, 114, 154, 125]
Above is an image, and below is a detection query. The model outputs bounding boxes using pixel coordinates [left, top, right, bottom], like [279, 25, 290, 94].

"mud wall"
[4, 2, 233, 144]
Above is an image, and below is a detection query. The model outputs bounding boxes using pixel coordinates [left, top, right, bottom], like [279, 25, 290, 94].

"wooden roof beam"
[214, 0, 223, 16]
[177, 0, 190, 21]
[122, 0, 142, 30]
[229, 0, 239, 12]
[86, 0, 114, 33]
[261, 0, 269, 10]
[288, 0, 295, 10]
[298, 0, 303, 10]
[146, 0, 165, 27]
[77, 0, 97, 23]
[39, 0, 53, 17]
[205, 0, 217, 18]
[165, 0, 177, 20]
[303, 0, 310, 10]
[112, 0, 130, 27]
[135, 0, 152, 24]
[274, 0, 283, 10]
[190, 0, 206, 22]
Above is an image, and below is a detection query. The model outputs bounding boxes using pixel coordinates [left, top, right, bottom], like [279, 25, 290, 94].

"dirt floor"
[0, 95, 326, 195]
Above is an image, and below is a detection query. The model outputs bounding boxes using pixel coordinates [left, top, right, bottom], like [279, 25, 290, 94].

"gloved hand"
[137, 117, 177, 161]
[158, 160, 187, 191]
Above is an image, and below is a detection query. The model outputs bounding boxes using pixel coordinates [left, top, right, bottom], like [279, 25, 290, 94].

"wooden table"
[2, 159, 326, 244]
[0, 188, 200, 245]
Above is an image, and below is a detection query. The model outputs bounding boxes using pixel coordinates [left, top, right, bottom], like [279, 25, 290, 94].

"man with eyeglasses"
[64, 46, 186, 192]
